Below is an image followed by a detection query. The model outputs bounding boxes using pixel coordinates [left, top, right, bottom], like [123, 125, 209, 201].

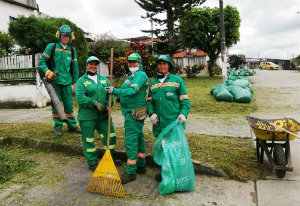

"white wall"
[0, 1, 36, 32]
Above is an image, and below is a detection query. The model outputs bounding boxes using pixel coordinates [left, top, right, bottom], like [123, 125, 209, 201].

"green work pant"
[79, 118, 116, 166]
[153, 117, 186, 137]
[124, 113, 146, 174]
[52, 84, 77, 131]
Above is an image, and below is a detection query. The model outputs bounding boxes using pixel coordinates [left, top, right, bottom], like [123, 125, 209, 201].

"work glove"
[45, 70, 56, 80]
[95, 102, 105, 112]
[150, 113, 159, 126]
[177, 114, 186, 124]
[116, 96, 120, 103]
[105, 86, 114, 94]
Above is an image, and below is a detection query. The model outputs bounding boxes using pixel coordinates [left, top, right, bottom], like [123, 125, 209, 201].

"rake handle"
[107, 48, 114, 150]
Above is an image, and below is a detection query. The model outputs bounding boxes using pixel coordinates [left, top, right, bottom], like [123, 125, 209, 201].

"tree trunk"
[208, 54, 217, 77]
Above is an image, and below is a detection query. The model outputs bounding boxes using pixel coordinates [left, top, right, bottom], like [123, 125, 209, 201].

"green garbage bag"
[228, 85, 253, 103]
[214, 84, 233, 102]
[210, 84, 220, 95]
[152, 120, 195, 195]
[232, 79, 250, 88]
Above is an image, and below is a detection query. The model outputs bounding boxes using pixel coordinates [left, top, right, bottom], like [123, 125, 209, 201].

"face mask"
[87, 71, 97, 76]
[129, 67, 139, 73]
[157, 73, 165, 79]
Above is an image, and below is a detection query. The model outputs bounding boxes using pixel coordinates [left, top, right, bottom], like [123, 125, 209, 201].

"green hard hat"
[157, 54, 174, 70]
[86, 56, 100, 64]
[59, 24, 72, 36]
[127, 53, 142, 64]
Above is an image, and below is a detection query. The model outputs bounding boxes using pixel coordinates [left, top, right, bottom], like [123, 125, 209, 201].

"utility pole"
[150, 14, 154, 55]
[219, 0, 227, 82]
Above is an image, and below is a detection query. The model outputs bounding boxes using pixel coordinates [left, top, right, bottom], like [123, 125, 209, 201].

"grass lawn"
[75, 75, 257, 117]
[0, 122, 261, 181]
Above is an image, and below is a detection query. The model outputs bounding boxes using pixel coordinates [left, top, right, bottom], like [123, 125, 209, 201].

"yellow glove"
[45, 70, 56, 80]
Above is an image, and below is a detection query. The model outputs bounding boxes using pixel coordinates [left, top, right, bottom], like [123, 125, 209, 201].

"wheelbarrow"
[246, 116, 300, 178]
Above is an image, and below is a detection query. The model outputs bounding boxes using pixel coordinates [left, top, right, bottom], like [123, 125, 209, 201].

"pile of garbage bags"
[210, 68, 253, 103]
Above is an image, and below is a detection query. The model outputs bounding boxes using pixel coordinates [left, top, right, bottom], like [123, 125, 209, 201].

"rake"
[86, 48, 125, 197]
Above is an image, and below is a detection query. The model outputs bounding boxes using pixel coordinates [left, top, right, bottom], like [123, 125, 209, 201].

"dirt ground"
[0, 69, 299, 138]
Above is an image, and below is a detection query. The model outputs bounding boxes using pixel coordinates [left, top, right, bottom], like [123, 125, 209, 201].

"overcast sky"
[38, 0, 300, 59]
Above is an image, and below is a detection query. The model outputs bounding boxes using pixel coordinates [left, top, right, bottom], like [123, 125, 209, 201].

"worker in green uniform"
[76, 56, 117, 172]
[39, 24, 80, 136]
[147, 54, 191, 181]
[105, 53, 149, 184]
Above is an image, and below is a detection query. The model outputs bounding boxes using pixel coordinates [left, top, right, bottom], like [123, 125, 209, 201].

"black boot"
[68, 127, 81, 134]
[121, 172, 136, 184]
[136, 167, 146, 174]
[54, 130, 62, 136]
[89, 164, 97, 172]
[155, 172, 162, 181]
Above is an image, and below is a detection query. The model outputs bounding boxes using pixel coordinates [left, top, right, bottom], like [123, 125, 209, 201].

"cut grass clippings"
[0, 122, 261, 181]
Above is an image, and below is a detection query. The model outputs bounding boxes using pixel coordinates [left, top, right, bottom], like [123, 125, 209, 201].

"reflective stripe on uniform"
[100, 134, 104, 138]
[127, 159, 137, 165]
[137, 152, 146, 158]
[43, 52, 50, 58]
[52, 114, 60, 118]
[110, 133, 116, 137]
[66, 113, 74, 117]
[86, 137, 94, 142]
[55, 48, 72, 54]
[179, 95, 189, 100]
[150, 82, 179, 90]
[130, 84, 139, 91]
[72, 58, 77, 62]
[103, 145, 116, 150]
[86, 148, 96, 152]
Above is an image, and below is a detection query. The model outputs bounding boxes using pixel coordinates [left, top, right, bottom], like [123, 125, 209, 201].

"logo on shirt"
[125, 80, 131, 84]
[83, 81, 92, 87]
[100, 80, 107, 84]
[67, 57, 72, 61]
[166, 92, 174, 97]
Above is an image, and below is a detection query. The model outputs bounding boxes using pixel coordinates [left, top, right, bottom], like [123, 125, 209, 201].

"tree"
[228, 54, 246, 69]
[0, 31, 15, 57]
[179, 6, 241, 76]
[88, 33, 130, 62]
[9, 16, 88, 74]
[134, 0, 206, 57]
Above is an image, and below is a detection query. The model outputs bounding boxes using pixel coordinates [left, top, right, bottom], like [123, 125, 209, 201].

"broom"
[86, 48, 126, 198]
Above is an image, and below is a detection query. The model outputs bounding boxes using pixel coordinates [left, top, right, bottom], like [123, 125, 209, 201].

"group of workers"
[39, 24, 191, 184]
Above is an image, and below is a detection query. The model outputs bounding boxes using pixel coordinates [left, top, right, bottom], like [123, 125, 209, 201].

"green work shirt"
[39, 42, 79, 85]
[147, 73, 191, 120]
[113, 70, 149, 116]
[76, 72, 111, 121]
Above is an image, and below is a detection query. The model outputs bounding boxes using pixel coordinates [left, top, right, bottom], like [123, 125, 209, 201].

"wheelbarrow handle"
[247, 116, 300, 139]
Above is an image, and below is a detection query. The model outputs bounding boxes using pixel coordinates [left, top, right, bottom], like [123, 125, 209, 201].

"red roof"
[174, 50, 207, 58]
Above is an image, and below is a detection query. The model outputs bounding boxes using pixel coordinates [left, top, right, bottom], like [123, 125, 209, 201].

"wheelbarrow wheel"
[273, 145, 286, 178]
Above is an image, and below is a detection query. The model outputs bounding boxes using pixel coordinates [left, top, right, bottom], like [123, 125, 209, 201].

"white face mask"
[129, 67, 139, 73]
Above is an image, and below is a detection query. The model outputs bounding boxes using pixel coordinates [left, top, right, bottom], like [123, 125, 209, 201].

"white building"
[0, 0, 38, 32]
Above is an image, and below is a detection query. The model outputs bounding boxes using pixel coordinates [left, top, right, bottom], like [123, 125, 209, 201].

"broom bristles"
[87, 176, 126, 198]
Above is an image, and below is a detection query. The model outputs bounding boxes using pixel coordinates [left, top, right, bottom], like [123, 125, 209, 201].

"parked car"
[259, 62, 279, 70]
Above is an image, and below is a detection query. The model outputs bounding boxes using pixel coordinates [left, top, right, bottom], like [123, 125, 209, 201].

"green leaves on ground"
[0, 149, 37, 184]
